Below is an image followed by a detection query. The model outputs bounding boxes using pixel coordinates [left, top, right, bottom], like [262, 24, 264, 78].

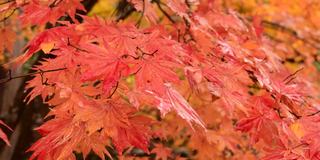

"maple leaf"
[133, 56, 181, 94]
[184, 66, 203, 91]
[295, 116, 320, 159]
[24, 59, 75, 104]
[76, 133, 112, 160]
[166, 0, 189, 18]
[102, 24, 141, 56]
[146, 83, 205, 129]
[27, 115, 83, 160]
[20, 0, 85, 25]
[7, 26, 77, 67]
[236, 95, 280, 144]
[203, 60, 250, 114]
[80, 43, 130, 94]
[3, 0, 320, 159]
[78, 20, 141, 57]
[129, 27, 185, 93]
[262, 122, 306, 160]
[102, 103, 152, 154]
[27, 91, 152, 159]
[254, 67, 309, 112]
[218, 11, 247, 31]
[72, 98, 152, 155]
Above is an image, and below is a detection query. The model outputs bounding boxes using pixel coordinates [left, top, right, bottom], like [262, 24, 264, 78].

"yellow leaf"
[40, 42, 55, 53]
[290, 122, 304, 138]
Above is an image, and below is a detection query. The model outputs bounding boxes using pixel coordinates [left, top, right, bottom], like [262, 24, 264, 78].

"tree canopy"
[1, 0, 320, 159]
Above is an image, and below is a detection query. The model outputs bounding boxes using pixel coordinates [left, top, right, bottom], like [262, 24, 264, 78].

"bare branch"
[0, 67, 67, 85]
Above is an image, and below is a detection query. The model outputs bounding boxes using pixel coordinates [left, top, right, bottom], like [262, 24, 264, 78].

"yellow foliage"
[88, 0, 118, 17]
[290, 122, 304, 138]
[40, 42, 55, 54]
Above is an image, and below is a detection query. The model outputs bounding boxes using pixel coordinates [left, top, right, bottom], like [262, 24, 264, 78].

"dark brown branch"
[121, 48, 158, 60]
[261, 20, 320, 50]
[130, 66, 142, 76]
[49, 0, 63, 8]
[135, 0, 145, 27]
[307, 110, 320, 117]
[0, 68, 67, 85]
[155, 0, 175, 23]
[142, 49, 158, 57]
[0, 8, 16, 23]
[288, 110, 302, 119]
[261, 20, 298, 36]
[136, 47, 158, 58]
[38, 69, 50, 85]
[273, 108, 285, 119]
[0, 0, 14, 5]
[283, 67, 303, 83]
[107, 82, 119, 99]
[67, 38, 88, 52]
[114, 0, 136, 22]
[292, 143, 308, 150]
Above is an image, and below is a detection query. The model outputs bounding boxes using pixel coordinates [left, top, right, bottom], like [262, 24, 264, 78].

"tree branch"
[135, 0, 145, 27]
[0, 8, 16, 23]
[0, 68, 67, 85]
[0, 0, 14, 6]
[261, 20, 320, 50]
[155, 0, 175, 23]
[107, 82, 119, 99]
[67, 38, 89, 52]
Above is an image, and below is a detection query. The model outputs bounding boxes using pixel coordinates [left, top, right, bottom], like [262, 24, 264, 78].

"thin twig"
[107, 82, 119, 99]
[155, 1, 175, 23]
[283, 67, 303, 83]
[67, 38, 89, 52]
[121, 54, 140, 60]
[0, 8, 16, 23]
[0, 0, 14, 5]
[136, 47, 158, 58]
[261, 20, 298, 36]
[261, 20, 320, 50]
[142, 49, 158, 57]
[135, 0, 145, 27]
[288, 110, 301, 119]
[49, 0, 63, 8]
[307, 110, 320, 117]
[273, 108, 285, 119]
[0, 67, 67, 85]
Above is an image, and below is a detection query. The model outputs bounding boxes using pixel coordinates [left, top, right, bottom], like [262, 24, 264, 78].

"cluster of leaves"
[1, 0, 320, 159]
